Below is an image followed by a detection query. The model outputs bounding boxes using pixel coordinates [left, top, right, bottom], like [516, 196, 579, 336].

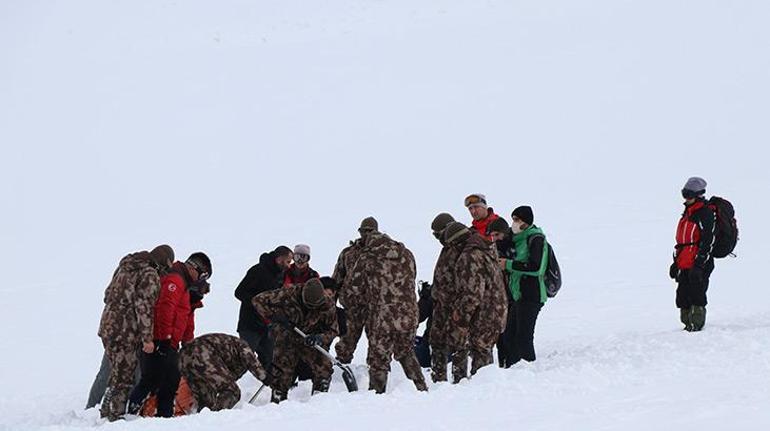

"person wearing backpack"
[670, 177, 717, 332]
[499, 206, 548, 365]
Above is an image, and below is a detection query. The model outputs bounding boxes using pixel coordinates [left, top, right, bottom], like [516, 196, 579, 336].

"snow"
[1, 0, 769, 430]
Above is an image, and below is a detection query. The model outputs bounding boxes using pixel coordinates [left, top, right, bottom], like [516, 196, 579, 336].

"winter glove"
[304, 334, 322, 347]
[270, 313, 291, 328]
[669, 263, 680, 281]
[688, 266, 705, 285]
[155, 339, 174, 355]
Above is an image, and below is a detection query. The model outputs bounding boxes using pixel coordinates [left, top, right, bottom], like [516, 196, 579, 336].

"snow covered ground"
[1, 1, 769, 430]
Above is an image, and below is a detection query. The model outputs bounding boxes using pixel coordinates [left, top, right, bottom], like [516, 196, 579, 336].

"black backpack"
[529, 235, 563, 298]
[707, 196, 739, 258]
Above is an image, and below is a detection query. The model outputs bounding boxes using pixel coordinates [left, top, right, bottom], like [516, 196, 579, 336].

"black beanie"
[487, 217, 510, 235]
[511, 206, 534, 225]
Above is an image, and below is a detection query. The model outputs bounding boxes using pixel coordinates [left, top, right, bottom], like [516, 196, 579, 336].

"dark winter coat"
[235, 252, 285, 334]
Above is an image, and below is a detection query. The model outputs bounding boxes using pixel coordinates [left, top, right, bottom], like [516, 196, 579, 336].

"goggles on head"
[186, 259, 210, 281]
[464, 194, 486, 207]
[294, 253, 310, 264]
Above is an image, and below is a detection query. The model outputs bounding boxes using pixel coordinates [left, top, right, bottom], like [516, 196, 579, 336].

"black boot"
[270, 389, 287, 404]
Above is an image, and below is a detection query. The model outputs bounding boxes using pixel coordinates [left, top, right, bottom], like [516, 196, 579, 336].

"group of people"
[92, 177, 727, 421]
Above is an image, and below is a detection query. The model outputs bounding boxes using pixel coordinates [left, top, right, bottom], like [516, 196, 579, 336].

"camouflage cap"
[431, 213, 455, 233]
[149, 244, 175, 269]
[302, 278, 326, 308]
[443, 222, 470, 244]
[358, 216, 379, 233]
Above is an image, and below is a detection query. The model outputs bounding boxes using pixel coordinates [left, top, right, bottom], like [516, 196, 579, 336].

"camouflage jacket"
[450, 234, 507, 331]
[332, 239, 364, 308]
[351, 232, 418, 334]
[180, 333, 266, 381]
[252, 283, 339, 346]
[431, 244, 462, 308]
[98, 251, 161, 344]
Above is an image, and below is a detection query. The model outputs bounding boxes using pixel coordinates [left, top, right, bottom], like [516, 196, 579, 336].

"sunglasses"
[681, 189, 700, 199]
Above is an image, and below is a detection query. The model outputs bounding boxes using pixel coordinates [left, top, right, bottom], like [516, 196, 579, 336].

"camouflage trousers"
[179, 354, 240, 411]
[100, 338, 139, 421]
[429, 304, 451, 382]
[446, 313, 499, 383]
[272, 330, 332, 394]
[334, 304, 367, 364]
[367, 329, 427, 394]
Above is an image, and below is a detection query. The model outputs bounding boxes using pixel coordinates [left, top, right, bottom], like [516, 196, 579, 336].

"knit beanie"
[511, 206, 534, 225]
[431, 213, 455, 233]
[359, 216, 379, 233]
[294, 244, 311, 257]
[302, 278, 326, 308]
[487, 217, 510, 235]
[682, 177, 707, 198]
[443, 222, 471, 244]
[149, 244, 175, 269]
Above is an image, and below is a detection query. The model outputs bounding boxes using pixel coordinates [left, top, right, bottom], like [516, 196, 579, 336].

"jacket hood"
[259, 252, 281, 274]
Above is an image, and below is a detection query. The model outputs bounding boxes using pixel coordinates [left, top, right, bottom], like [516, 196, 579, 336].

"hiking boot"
[680, 307, 693, 331]
[368, 370, 387, 394]
[311, 379, 330, 395]
[691, 306, 706, 331]
[270, 389, 287, 404]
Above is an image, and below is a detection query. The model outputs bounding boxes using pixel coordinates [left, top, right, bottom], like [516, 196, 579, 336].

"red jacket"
[153, 263, 200, 349]
[675, 200, 716, 270]
[283, 264, 320, 287]
[471, 208, 500, 241]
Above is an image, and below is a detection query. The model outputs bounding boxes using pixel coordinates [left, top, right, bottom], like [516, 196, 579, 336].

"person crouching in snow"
[178, 333, 268, 412]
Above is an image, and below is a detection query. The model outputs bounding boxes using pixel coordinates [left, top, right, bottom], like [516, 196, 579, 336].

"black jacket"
[495, 230, 517, 302]
[235, 252, 284, 333]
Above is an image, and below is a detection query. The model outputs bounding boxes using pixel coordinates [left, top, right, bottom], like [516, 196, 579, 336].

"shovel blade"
[337, 363, 358, 392]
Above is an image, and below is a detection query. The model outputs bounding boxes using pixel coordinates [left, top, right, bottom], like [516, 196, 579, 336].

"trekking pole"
[292, 326, 358, 392]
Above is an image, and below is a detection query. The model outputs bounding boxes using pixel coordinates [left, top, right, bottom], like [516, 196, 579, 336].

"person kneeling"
[179, 333, 268, 412]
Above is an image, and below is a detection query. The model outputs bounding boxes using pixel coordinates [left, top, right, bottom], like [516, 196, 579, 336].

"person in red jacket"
[283, 244, 319, 287]
[128, 252, 212, 418]
[670, 177, 715, 332]
[465, 193, 500, 240]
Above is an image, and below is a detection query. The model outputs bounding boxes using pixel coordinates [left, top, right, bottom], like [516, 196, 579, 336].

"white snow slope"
[1, 1, 769, 430]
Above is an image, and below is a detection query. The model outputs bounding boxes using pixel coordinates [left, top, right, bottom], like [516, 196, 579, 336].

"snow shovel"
[292, 326, 358, 392]
[247, 381, 269, 405]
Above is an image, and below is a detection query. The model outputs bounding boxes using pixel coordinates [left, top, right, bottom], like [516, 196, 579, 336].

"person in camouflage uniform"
[178, 333, 267, 412]
[429, 213, 459, 382]
[97, 245, 174, 421]
[332, 218, 372, 364]
[350, 219, 428, 393]
[443, 222, 507, 383]
[252, 278, 338, 403]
